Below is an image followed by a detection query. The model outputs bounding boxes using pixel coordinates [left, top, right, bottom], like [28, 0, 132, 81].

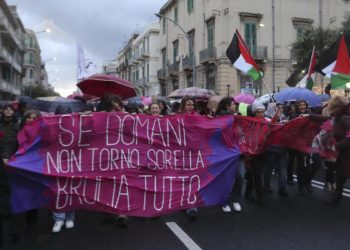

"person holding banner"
[149, 103, 162, 116]
[52, 105, 76, 233]
[19, 109, 42, 229]
[289, 100, 312, 196]
[263, 103, 289, 197]
[215, 97, 244, 212]
[179, 96, 199, 220]
[325, 96, 350, 204]
[245, 102, 268, 206]
[0, 104, 19, 242]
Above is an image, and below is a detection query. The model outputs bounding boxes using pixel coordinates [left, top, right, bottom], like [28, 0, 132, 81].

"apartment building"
[22, 29, 44, 90]
[116, 23, 161, 96]
[0, 2, 25, 99]
[157, 0, 349, 96]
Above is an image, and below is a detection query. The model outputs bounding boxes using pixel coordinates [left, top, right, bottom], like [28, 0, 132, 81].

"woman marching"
[215, 97, 244, 212]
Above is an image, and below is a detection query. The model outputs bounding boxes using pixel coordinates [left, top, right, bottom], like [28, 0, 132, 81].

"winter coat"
[0, 118, 18, 216]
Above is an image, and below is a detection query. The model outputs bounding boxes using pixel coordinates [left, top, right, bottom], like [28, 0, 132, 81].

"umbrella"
[207, 95, 224, 111]
[255, 94, 274, 104]
[156, 96, 171, 106]
[233, 93, 255, 104]
[318, 94, 331, 102]
[32, 96, 89, 113]
[274, 87, 322, 107]
[168, 87, 216, 99]
[125, 96, 144, 108]
[77, 74, 136, 99]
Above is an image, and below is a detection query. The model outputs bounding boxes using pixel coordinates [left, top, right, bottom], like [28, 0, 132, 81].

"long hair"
[179, 96, 196, 113]
[328, 96, 349, 116]
[104, 95, 124, 112]
[215, 97, 233, 116]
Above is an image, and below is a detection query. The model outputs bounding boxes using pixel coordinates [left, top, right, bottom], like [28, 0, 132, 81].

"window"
[146, 64, 149, 82]
[29, 69, 34, 79]
[29, 52, 34, 64]
[174, 6, 178, 23]
[292, 18, 313, 41]
[173, 40, 179, 63]
[161, 48, 167, 68]
[207, 20, 215, 48]
[188, 30, 195, 58]
[187, 0, 194, 13]
[244, 22, 257, 56]
[162, 18, 166, 34]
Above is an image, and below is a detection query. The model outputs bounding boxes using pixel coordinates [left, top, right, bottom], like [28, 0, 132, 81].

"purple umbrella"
[168, 87, 216, 99]
[233, 93, 255, 104]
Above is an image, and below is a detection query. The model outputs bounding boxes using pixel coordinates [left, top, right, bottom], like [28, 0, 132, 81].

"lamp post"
[35, 28, 51, 35]
[155, 13, 196, 87]
[42, 57, 56, 64]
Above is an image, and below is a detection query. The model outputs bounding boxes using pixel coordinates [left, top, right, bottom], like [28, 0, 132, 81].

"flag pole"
[261, 76, 275, 103]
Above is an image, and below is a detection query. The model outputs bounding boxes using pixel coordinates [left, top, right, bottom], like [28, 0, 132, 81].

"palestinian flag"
[286, 47, 316, 89]
[301, 46, 317, 89]
[315, 34, 350, 78]
[226, 29, 262, 81]
[331, 35, 350, 89]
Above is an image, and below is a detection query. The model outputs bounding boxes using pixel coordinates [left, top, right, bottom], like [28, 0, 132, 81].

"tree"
[290, 27, 338, 67]
[23, 85, 60, 98]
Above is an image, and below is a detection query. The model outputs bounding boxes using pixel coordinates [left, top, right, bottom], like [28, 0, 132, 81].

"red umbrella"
[77, 74, 136, 99]
[168, 87, 216, 99]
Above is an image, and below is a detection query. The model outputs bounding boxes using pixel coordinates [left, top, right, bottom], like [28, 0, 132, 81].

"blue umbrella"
[125, 96, 144, 108]
[32, 96, 89, 113]
[274, 87, 322, 107]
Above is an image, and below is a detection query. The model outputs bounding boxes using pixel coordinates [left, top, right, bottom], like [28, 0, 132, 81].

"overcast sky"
[7, 0, 167, 96]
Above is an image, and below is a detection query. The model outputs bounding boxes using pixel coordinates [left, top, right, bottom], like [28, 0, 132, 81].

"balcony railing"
[0, 48, 22, 72]
[252, 46, 268, 59]
[0, 17, 24, 50]
[182, 56, 194, 70]
[168, 62, 179, 75]
[134, 78, 145, 86]
[157, 68, 167, 78]
[199, 47, 217, 63]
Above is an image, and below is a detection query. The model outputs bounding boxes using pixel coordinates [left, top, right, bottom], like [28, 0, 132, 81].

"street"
[3, 174, 350, 250]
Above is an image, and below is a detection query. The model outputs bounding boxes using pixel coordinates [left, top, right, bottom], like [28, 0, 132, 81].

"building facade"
[0, 3, 25, 99]
[116, 23, 161, 96]
[157, 0, 350, 96]
[22, 29, 44, 91]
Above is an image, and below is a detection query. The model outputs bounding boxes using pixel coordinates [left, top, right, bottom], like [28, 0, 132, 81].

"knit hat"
[252, 102, 265, 114]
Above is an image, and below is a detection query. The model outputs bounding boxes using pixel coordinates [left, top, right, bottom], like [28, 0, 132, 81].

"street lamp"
[35, 28, 51, 35]
[42, 57, 56, 64]
[155, 13, 196, 87]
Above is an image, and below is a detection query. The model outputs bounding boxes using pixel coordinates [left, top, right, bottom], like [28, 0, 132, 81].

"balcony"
[0, 48, 22, 72]
[0, 17, 24, 50]
[142, 49, 150, 58]
[128, 56, 137, 65]
[157, 68, 167, 78]
[252, 46, 268, 59]
[0, 78, 21, 96]
[168, 62, 179, 75]
[182, 56, 194, 70]
[134, 78, 146, 86]
[199, 47, 217, 63]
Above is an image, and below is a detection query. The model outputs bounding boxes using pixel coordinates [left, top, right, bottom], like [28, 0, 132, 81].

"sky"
[7, 0, 167, 97]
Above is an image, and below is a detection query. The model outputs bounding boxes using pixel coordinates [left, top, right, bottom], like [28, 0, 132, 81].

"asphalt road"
[3, 173, 350, 250]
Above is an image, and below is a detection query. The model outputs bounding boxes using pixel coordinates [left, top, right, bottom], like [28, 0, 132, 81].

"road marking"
[292, 175, 350, 197]
[166, 222, 202, 250]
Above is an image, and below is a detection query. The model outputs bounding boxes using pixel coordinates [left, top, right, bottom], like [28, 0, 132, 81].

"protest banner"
[9, 113, 240, 216]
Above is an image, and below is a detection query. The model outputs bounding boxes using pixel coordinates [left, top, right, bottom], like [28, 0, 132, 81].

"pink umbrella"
[233, 93, 255, 104]
[168, 87, 216, 99]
